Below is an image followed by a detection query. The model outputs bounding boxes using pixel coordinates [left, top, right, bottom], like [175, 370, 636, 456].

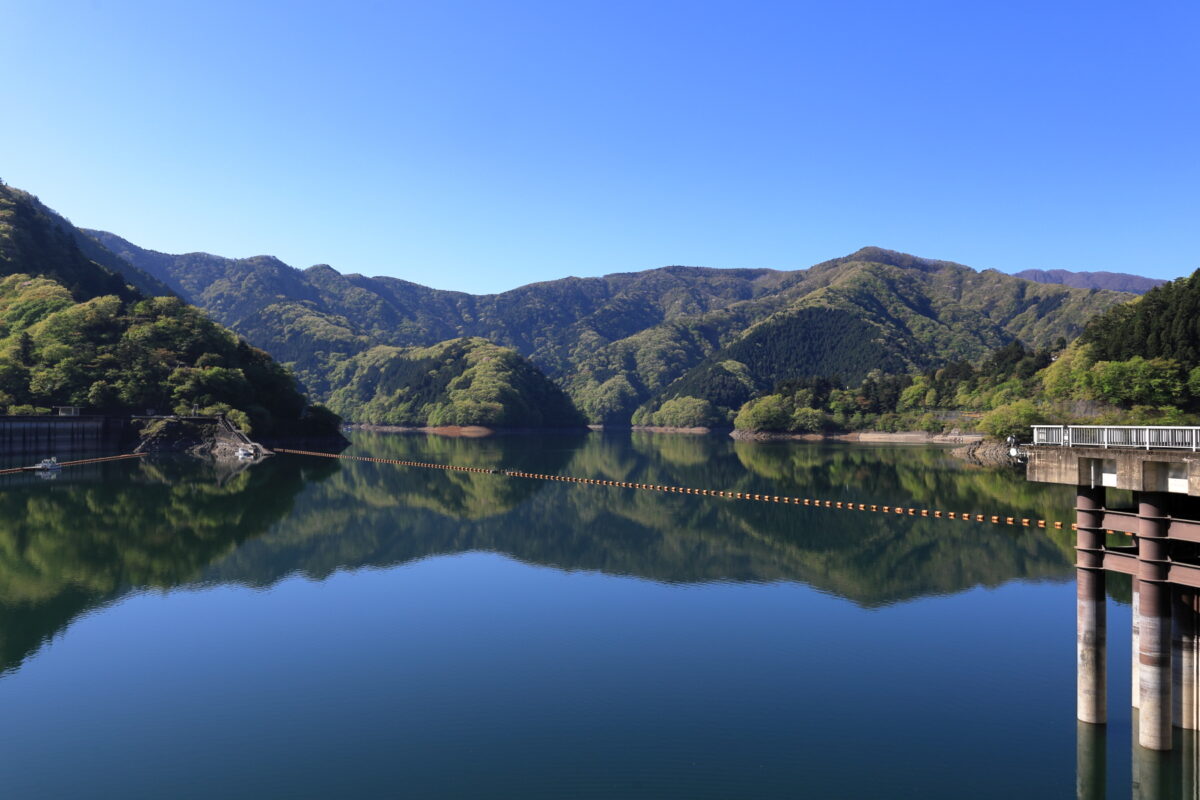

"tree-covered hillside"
[326, 338, 586, 428]
[86, 231, 1132, 425]
[726, 269, 1200, 438]
[632, 249, 1133, 424]
[0, 182, 593, 432]
[1080, 271, 1200, 365]
[0, 274, 336, 436]
[0, 183, 338, 436]
[1, 184, 146, 302]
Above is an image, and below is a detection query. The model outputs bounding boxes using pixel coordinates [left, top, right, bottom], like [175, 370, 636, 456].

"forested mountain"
[2, 185, 146, 302]
[727, 269, 1200, 438]
[0, 181, 590, 431]
[1014, 268, 1165, 294]
[0, 184, 172, 299]
[0, 275, 339, 436]
[85, 231, 1132, 425]
[325, 338, 585, 427]
[0, 185, 336, 436]
[631, 250, 1135, 422]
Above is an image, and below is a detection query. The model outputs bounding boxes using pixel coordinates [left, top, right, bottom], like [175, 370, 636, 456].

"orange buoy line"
[273, 447, 1096, 534]
[0, 452, 147, 476]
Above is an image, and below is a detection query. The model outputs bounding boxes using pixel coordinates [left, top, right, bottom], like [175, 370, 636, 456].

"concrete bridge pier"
[1028, 429, 1200, 786]
[1077, 485, 1107, 725]
[1133, 584, 1140, 710]
[1139, 491, 1173, 751]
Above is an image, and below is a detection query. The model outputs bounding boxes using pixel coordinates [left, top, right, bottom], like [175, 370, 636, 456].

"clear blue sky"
[3, 0, 1196, 292]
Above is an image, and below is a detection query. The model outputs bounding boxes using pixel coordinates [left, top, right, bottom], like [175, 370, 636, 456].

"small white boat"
[34, 457, 62, 471]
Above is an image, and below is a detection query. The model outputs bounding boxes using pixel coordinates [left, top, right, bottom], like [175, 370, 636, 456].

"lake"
[0, 431, 1152, 797]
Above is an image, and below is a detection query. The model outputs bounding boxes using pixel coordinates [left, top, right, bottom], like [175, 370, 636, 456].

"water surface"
[0, 432, 1143, 797]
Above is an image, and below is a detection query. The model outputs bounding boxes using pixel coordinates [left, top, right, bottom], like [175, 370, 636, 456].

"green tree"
[651, 396, 720, 428]
[86, 380, 118, 409]
[1088, 357, 1185, 406]
[734, 395, 793, 431]
[790, 406, 827, 433]
[978, 400, 1044, 439]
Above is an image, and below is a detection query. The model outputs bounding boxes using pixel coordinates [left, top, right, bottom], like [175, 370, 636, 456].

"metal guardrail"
[1031, 425, 1200, 451]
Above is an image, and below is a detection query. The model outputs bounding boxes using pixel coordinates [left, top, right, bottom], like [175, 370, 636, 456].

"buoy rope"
[274, 448, 1096, 533]
[0, 452, 147, 476]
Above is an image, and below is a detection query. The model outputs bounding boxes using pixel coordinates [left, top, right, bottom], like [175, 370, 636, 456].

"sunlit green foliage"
[729, 282, 1200, 435]
[1082, 271, 1200, 365]
[978, 400, 1046, 439]
[1016, 271, 1200, 418]
[0, 185, 341, 436]
[640, 396, 721, 428]
[0, 274, 336, 435]
[326, 338, 585, 428]
[732, 394, 831, 433]
[734, 395, 792, 432]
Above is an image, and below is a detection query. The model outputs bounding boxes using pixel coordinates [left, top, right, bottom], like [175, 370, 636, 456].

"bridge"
[1027, 425, 1200, 755]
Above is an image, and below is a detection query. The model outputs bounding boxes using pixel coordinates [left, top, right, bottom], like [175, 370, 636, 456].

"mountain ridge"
[83, 229, 1134, 424]
[1013, 268, 1165, 294]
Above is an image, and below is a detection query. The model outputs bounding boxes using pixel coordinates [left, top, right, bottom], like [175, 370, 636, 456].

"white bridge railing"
[1031, 425, 1200, 451]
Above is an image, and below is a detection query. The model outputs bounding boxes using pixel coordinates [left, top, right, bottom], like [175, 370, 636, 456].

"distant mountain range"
[86, 229, 1135, 424]
[2, 178, 1184, 430]
[1013, 268, 1165, 294]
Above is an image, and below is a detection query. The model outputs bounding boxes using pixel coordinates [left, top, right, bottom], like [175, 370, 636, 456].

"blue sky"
[2, 0, 1196, 292]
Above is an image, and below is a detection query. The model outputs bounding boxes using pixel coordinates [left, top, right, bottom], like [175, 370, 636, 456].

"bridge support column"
[1133, 583, 1140, 710]
[1077, 485, 1107, 725]
[1138, 491, 1172, 751]
[1175, 589, 1199, 731]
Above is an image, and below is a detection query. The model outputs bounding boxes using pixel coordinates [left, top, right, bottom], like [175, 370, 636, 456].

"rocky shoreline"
[131, 416, 350, 460]
[950, 438, 1021, 467]
[132, 417, 268, 460]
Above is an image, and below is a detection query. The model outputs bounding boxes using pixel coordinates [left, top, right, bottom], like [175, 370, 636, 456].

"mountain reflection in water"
[0, 431, 1081, 676]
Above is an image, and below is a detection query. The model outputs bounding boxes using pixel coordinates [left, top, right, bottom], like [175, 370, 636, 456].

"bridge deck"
[1026, 427, 1200, 496]
[1032, 424, 1200, 450]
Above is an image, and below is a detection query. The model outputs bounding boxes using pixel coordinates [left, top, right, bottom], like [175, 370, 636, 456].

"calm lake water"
[0, 431, 1154, 797]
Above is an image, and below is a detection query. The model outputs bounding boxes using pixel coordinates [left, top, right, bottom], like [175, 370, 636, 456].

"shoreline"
[950, 438, 1020, 467]
[344, 423, 592, 438]
[345, 423, 500, 438]
[727, 429, 984, 445]
[345, 422, 986, 446]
